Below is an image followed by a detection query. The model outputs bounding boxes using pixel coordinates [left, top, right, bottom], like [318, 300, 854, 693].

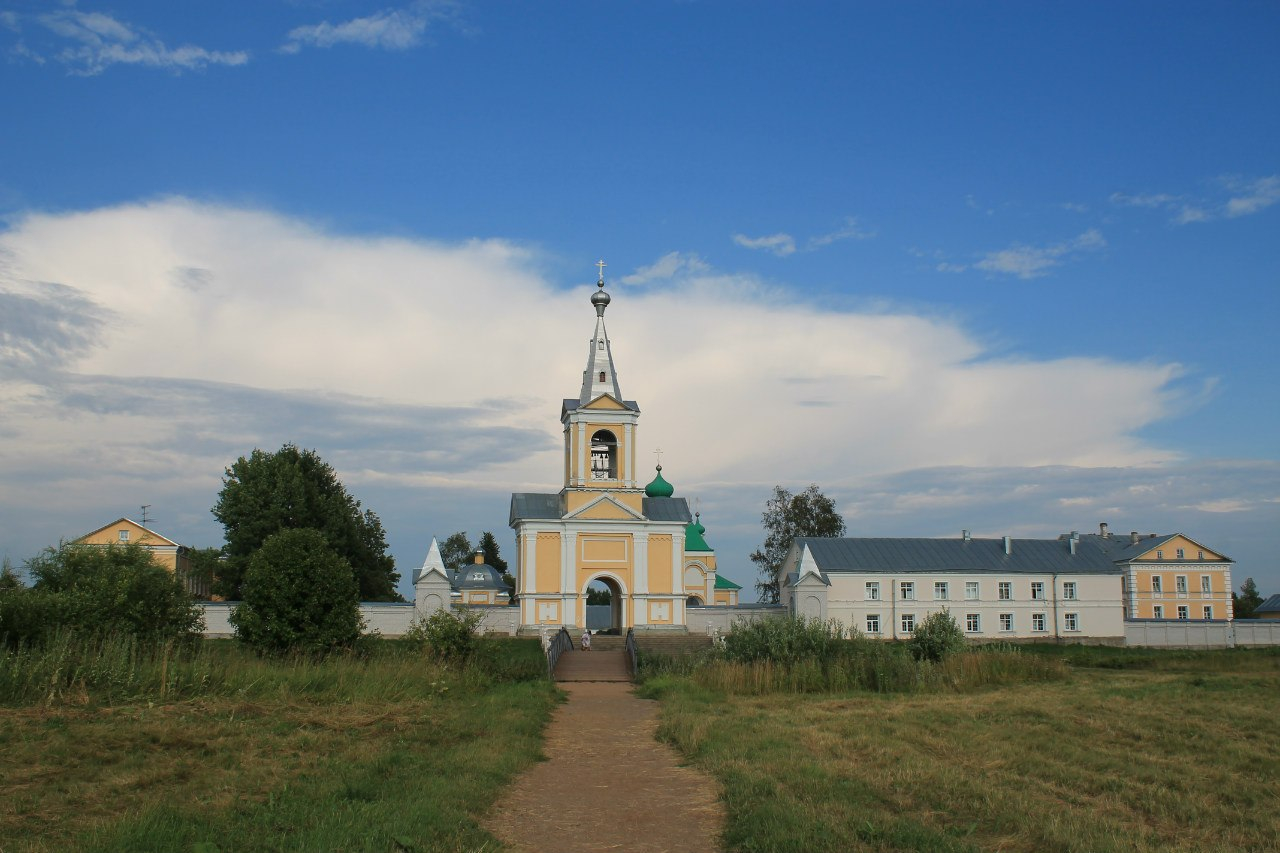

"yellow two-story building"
[1086, 524, 1234, 620]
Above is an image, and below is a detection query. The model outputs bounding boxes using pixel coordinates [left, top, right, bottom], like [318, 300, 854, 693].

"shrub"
[231, 529, 362, 655]
[404, 608, 484, 661]
[1, 543, 204, 646]
[721, 616, 848, 665]
[908, 610, 966, 662]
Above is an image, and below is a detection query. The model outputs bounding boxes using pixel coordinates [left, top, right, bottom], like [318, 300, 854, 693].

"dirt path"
[484, 682, 723, 853]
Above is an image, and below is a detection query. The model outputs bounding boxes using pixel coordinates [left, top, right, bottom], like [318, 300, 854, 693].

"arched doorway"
[584, 575, 624, 633]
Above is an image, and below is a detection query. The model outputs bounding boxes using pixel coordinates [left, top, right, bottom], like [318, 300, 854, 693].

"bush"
[721, 616, 848, 665]
[908, 610, 966, 662]
[231, 529, 362, 655]
[404, 608, 484, 661]
[1, 543, 204, 646]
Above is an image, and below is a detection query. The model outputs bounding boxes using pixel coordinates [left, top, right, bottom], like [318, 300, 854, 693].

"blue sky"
[2, 1, 1277, 600]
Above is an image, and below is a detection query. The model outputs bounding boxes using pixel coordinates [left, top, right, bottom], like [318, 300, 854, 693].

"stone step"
[553, 650, 631, 682]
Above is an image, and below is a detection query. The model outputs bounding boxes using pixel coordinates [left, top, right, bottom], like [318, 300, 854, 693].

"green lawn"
[642, 647, 1280, 853]
[0, 638, 558, 853]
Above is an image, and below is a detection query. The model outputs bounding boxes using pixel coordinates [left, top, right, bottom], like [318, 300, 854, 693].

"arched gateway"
[508, 269, 728, 632]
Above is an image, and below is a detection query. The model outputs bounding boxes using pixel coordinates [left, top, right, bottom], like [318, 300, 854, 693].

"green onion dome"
[685, 512, 712, 551]
[644, 464, 675, 498]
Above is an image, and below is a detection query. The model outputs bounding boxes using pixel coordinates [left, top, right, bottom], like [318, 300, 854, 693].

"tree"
[1233, 577, 1264, 619]
[230, 528, 362, 654]
[439, 532, 474, 573]
[213, 444, 399, 601]
[909, 610, 966, 662]
[586, 587, 612, 605]
[479, 531, 517, 596]
[0, 557, 21, 591]
[750, 485, 846, 604]
[4, 542, 204, 644]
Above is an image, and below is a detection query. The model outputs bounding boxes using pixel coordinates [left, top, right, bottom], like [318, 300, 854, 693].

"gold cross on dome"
[596, 259, 606, 281]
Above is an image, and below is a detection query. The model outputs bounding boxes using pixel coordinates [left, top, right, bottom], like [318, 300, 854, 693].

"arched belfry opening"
[590, 429, 618, 480]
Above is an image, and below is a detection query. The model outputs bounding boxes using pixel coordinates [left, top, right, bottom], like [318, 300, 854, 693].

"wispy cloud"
[6, 8, 248, 75]
[807, 217, 875, 249]
[942, 229, 1106, 280]
[732, 232, 796, 257]
[281, 1, 456, 54]
[1110, 175, 1280, 224]
[619, 252, 709, 286]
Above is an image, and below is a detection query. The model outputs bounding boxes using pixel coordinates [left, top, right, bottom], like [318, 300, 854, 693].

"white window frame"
[998, 581, 1012, 601]
[965, 581, 979, 600]
[865, 581, 881, 601]
[1151, 575, 1163, 594]
[1062, 581, 1077, 601]
[999, 613, 1013, 632]
[1153, 605, 1164, 619]
[1177, 605, 1189, 620]
[1200, 575, 1211, 594]
[1032, 613, 1046, 632]
[1176, 548, 1185, 559]
[866, 614, 880, 634]
[1202, 605, 1213, 620]
[901, 613, 915, 633]
[1064, 612, 1079, 632]
[965, 613, 980, 633]
[118, 529, 129, 542]
[934, 581, 949, 601]
[1031, 581, 1045, 600]
[900, 581, 915, 601]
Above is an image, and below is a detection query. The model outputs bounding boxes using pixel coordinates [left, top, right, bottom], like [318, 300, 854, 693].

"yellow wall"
[564, 490, 644, 514]
[78, 520, 180, 574]
[575, 534, 634, 593]
[649, 535, 673, 594]
[535, 533, 561, 594]
[1133, 566, 1231, 618]
[1134, 536, 1225, 561]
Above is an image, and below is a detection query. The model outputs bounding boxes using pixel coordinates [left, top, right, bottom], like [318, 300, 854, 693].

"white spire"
[578, 271, 623, 404]
[418, 537, 450, 580]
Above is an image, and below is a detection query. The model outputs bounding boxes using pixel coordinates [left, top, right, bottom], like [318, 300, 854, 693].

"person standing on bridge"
[581, 629, 592, 651]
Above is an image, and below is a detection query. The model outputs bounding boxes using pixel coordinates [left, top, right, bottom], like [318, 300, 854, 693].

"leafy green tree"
[1233, 577, 1264, 619]
[0, 557, 21, 591]
[586, 587, 612, 605]
[2, 543, 203, 644]
[230, 528, 362, 654]
[750, 485, 846, 604]
[439, 532, 474, 573]
[184, 546, 223, 597]
[213, 444, 399, 601]
[909, 610, 966, 662]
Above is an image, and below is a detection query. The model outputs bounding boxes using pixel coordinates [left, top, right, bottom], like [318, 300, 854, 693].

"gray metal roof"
[509, 492, 691, 525]
[1255, 594, 1280, 615]
[795, 536, 1123, 575]
[1081, 533, 1178, 561]
[451, 563, 509, 590]
[643, 497, 692, 523]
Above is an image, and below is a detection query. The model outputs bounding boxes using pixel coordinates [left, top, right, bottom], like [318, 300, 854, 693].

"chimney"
[1130, 531, 1140, 545]
[962, 529, 971, 541]
[1003, 535, 1012, 555]
[1099, 522, 1110, 538]
[1069, 537, 1077, 555]
[474, 550, 485, 565]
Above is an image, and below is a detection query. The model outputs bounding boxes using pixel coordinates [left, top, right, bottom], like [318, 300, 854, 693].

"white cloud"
[1110, 175, 1280, 224]
[1109, 192, 1180, 209]
[807, 217, 875, 249]
[15, 9, 249, 75]
[1, 198, 1233, 592]
[971, 229, 1105, 279]
[619, 252, 709, 286]
[1223, 175, 1280, 218]
[731, 232, 796, 257]
[281, 1, 455, 53]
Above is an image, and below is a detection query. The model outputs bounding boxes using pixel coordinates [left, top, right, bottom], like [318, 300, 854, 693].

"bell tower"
[561, 264, 641, 497]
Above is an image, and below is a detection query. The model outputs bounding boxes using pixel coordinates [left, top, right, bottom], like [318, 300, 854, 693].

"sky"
[1, 1, 1277, 601]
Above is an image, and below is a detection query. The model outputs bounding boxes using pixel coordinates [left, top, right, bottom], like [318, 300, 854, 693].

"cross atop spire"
[596, 259, 607, 282]
[580, 263, 623, 404]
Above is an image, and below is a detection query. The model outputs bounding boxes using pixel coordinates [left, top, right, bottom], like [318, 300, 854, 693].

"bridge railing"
[624, 627, 638, 678]
[544, 626, 574, 679]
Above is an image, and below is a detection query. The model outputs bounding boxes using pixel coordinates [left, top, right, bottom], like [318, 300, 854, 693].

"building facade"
[1082, 525, 1235, 621]
[75, 517, 209, 598]
[507, 272, 735, 631]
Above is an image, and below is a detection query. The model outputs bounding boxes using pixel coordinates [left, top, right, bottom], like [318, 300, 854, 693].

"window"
[1175, 548, 1185, 559]
[865, 582, 880, 601]
[589, 429, 618, 479]
[1151, 575, 1163, 594]
[1031, 581, 1045, 600]
[118, 529, 129, 542]
[1197, 550, 1204, 560]
[1177, 605, 1189, 620]
[1203, 605, 1213, 620]
[901, 613, 915, 633]
[998, 582, 1012, 600]
[1156, 550, 1164, 560]
[1200, 575, 1211, 594]
[1063, 581, 1077, 600]
[900, 581, 915, 601]
[1153, 605, 1164, 619]
[1176, 575, 1188, 594]
[598, 371, 606, 382]
[965, 613, 980, 633]
[470, 571, 487, 581]
[965, 581, 979, 600]
[866, 614, 880, 634]
[934, 581, 949, 600]
[1032, 613, 1046, 632]
[1064, 612, 1079, 632]
[999, 613, 1013, 632]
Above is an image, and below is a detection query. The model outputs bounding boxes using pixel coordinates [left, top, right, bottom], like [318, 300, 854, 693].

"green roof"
[685, 522, 711, 551]
[714, 574, 742, 590]
[644, 465, 674, 498]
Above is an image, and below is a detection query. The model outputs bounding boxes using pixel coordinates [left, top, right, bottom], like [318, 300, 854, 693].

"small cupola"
[644, 464, 675, 498]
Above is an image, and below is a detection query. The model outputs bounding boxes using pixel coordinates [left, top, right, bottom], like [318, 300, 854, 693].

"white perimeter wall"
[199, 602, 519, 638]
[1126, 619, 1280, 649]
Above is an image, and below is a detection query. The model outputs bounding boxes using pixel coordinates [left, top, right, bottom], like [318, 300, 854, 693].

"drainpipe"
[891, 576, 897, 640]
[1052, 572, 1060, 643]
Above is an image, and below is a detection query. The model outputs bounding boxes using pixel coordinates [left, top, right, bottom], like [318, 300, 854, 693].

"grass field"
[642, 646, 1280, 853]
[0, 637, 558, 853]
